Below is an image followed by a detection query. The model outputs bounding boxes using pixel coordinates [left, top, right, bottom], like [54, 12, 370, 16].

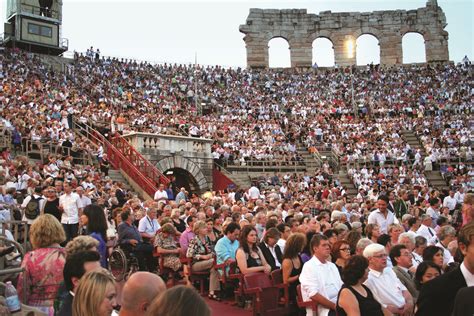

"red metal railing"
[73, 120, 169, 197]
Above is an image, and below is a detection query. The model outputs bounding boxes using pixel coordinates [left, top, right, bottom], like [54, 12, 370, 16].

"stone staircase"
[425, 171, 449, 191]
[402, 129, 425, 156]
[338, 170, 358, 198]
[107, 169, 133, 191]
[296, 144, 321, 174]
[220, 168, 252, 189]
[36, 54, 74, 73]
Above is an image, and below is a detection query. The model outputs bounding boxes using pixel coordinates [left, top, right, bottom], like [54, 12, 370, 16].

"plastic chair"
[296, 284, 318, 315]
[270, 269, 289, 308]
[243, 272, 287, 316]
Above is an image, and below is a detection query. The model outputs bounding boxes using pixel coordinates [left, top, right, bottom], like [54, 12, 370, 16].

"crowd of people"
[0, 46, 473, 316]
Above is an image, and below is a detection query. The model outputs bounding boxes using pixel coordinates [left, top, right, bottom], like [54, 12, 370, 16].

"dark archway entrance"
[165, 168, 200, 196]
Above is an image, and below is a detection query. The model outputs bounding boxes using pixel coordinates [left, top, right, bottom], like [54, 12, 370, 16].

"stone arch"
[155, 156, 209, 193]
[402, 32, 426, 64]
[268, 37, 291, 68]
[356, 33, 381, 65]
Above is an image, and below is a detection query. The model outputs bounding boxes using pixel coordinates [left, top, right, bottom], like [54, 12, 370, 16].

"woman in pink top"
[17, 214, 66, 315]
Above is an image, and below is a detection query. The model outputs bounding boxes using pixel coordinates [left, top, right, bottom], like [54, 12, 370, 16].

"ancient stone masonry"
[240, 0, 449, 68]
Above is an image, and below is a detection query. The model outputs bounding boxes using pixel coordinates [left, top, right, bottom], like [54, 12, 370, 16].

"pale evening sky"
[1, 0, 473, 68]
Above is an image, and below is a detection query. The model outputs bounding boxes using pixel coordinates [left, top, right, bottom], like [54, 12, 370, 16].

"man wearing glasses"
[363, 244, 414, 316]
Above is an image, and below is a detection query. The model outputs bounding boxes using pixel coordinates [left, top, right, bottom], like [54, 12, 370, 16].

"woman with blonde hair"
[72, 268, 117, 316]
[65, 235, 99, 256]
[186, 220, 221, 301]
[17, 214, 67, 315]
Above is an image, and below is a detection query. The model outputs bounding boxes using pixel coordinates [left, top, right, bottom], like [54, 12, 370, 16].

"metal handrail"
[73, 119, 169, 197]
[20, 2, 60, 19]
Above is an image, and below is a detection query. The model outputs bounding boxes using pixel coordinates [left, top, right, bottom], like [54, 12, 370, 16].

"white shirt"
[412, 252, 423, 267]
[277, 238, 286, 253]
[364, 267, 408, 309]
[265, 242, 281, 268]
[59, 192, 83, 224]
[138, 215, 160, 236]
[299, 256, 343, 316]
[367, 209, 398, 234]
[426, 207, 440, 222]
[435, 241, 454, 265]
[443, 196, 457, 211]
[78, 195, 92, 207]
[154, 190, 168, 201]
[454, 192, 465, 205]
[460, 261, 474, 287]
[248, 186, 260, 200]
[416, 224, 437, 245]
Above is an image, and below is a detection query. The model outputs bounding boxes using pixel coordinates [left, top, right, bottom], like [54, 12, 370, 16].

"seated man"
[390, 244, 419, 301]
[363, 244, 414, 315]
[56, 250, 101, 316]
[215, 222, 240, 266]
[299, 234, 343, 316]
[119, 272, 166, 316]
[258, 227, 283, 271]
[118, 210, 155, 272]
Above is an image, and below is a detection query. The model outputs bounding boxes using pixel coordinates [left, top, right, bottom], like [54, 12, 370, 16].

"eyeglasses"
[339, 247, 351, 252]
[372, 254, 388, 258]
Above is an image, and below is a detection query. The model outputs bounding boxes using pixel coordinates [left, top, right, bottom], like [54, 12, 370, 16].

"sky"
[1, 0, 473, 68]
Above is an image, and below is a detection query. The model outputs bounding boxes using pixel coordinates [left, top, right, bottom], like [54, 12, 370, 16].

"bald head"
[120, 272, 165, 315]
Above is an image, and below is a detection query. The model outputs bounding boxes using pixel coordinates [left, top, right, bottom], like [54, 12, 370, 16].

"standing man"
[416, 222, 474, 315]
[154, 184, 168, 202]
[59, 182, 83, 242]
[75, 186, 91, 208]
[299, 234, 343, 316]
[443, 190, 457, 213]
[138, 208, 160, 244]
[368, 195, 398, 234]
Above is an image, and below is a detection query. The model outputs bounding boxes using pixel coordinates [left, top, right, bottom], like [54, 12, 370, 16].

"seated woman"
[186, 221, 221, 301]
[154, 223, 182, 273]
[414, 261, 442, 291]
[170, 208, 186, 234]
[235, 225, 271, 275]
[336, 255, 387, 316]
[422, 245, 444, 271]
[17, 214, 67, 315]
[331, 240, 352, 274]
[282, 233, 306, 316]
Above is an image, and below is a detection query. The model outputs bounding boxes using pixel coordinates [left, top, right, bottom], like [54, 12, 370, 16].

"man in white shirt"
[443, 191, 457, 212]
[21, 186, 45, 226]
[75, 186, 91, 208]
[59, 182, 84, 242]
[435, 225, 456, 266]
[363, 243, 414, 315]
[416, 214, 437, 245]
[367, 195, 398, 234]
[454, 187, 465, 206]
[248, 184, 260, 201]
[138, 208, 160, 243]
[299, 234, 342, 316]
[153, 184, 168, 202]
[426, 198, 441, 224]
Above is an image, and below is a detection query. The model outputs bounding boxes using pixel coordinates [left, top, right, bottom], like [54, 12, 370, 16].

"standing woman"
[281, 233, 306, 316]
[17, 214, 67, 315]
[81, 204, 109, 268]
[72, 269, 117, 316]
[42, 186, 62, 222]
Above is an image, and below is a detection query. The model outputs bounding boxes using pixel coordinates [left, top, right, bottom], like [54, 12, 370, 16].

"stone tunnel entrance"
[165, 168, 201, 196]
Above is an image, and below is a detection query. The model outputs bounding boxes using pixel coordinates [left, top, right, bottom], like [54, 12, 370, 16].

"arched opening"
[356, 34, 380, 66]
[402, 32, 426, 64]
[312, 37, 335, 67]
[268, 37, 291, 68]
[164, 168, 200, 196]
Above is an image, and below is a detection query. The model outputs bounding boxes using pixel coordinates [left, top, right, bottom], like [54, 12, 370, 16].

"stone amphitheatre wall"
[239, 0, 449, 68]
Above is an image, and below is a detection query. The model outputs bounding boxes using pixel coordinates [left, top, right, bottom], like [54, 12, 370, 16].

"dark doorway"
[165, 168, 200, 196]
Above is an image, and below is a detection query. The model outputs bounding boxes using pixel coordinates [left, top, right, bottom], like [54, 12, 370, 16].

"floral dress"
[17, 247, 66, 316]
[154, 232, 182, 271]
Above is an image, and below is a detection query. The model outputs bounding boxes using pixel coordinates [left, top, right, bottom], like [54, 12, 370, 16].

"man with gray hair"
[398, 232, 419, 268]
[416, 214, 437, 245]
[435, 225, 456, 266]
[355, 238, 373, 256]
[363, 243, 414, 316]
